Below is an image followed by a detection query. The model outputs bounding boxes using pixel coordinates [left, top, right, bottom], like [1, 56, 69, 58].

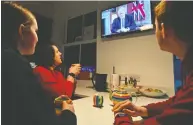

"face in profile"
[118, 7, 126, 19]
[52, 45, 62, 66]
[155, 18, 168, 51]
[155, 17, 177, 54]
[155, 19, 163, 48]
[20, 19, 38, 55]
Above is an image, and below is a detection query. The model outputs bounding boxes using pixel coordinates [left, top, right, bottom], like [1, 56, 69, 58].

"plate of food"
[139, 87, 166, 97]
[118, 85, 143, 97]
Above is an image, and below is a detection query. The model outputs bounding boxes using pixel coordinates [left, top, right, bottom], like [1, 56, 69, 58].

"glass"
[109, 86, 138, 105]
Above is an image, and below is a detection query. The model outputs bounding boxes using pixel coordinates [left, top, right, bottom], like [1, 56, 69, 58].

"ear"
[161, 23, 166, 39]
[18, 24, 25, 40]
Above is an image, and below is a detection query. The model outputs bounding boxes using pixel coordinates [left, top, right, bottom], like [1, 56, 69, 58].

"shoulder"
[2, 49, 36, 83]
[113, 17, 119, 22]
[55, 70, 64, 76]
[3, 49, 22, 63]
[186, 71, 193, 86]
[2, 48, 31, 70]
[126, 14, 133, 18]
[34, 66, 48, 74]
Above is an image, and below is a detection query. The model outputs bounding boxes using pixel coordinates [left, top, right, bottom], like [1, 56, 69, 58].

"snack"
[144, 88, 163, 93]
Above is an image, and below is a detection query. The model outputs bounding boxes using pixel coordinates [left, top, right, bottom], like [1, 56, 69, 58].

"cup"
[110, 87, 138, 105]
[54, 95, 71, 115]
[93, 94, 103, 107]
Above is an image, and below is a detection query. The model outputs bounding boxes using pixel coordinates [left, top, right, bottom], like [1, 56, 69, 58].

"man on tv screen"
[111, 6, 137, 33]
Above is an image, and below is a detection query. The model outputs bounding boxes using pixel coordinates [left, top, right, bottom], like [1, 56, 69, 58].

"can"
[93, 94, 103, 107]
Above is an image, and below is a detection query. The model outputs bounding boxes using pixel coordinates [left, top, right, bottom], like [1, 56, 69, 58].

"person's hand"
[69, 64, 81, 75]
[112, 100, 148, 117]
[126, 27, 130, 32]
[116, 29, 121, 33]
[59, 95, 72, 104]
[62, 100, 75, 113]
[120, 28, 128, 32]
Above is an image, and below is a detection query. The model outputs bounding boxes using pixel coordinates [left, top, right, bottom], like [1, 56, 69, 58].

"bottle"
[125, 77, 128, 85]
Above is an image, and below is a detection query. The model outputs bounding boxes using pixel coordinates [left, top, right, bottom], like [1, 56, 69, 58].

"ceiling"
[16, 1, 55, 5]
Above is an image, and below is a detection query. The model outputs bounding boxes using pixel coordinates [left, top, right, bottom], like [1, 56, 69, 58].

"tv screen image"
[101, 0, 153, 37]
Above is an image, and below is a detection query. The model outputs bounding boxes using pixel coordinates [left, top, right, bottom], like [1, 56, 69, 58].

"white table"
[73, 80, 171, 125]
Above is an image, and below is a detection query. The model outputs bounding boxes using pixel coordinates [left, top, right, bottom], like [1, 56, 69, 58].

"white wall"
[52, 1, 175, 95]
[97, 34, 174, 88]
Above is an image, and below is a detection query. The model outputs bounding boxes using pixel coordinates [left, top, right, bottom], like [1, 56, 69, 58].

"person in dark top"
[112, 1, 193, 125]
[2, 2, 77, 125]
[111, 6, 137, 33]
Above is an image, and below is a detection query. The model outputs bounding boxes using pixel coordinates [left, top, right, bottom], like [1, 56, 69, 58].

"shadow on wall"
[101, 29, 155, 42]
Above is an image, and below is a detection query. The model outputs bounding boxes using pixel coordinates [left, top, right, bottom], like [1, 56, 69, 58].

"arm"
[64, 76, 75, 98]
[66, 64, 81, 98]
[34, 67, 75, 99]
[67, 76, 77, 97]
[34, 67, 60, 98]
[27, 71, 77, 125]
[67, 75, 75, 83]
[143, 84, 193, 125]
[143, 96, 175, 117]
[111, 18, 119, 33]
[127, 14, 137, 31]
[115, 84, 193, 125]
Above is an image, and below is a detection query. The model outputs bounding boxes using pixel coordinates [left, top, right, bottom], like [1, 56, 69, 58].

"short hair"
[2, 2, 36, 49]
[118, 6, 126, 14]
[155, 1, 193, 44]
[34, 44, 55, 67]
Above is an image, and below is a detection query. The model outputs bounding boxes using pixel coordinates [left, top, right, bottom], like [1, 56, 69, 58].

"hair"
[2, 2, 36, 49]
[155, 1, 193, 87]
[154, 1, 193, 44]
[34, 43, 56, 67]
[118, 6, 126, 14]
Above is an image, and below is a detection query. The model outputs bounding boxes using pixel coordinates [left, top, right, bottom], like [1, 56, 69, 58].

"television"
[101, 0, 153, 38]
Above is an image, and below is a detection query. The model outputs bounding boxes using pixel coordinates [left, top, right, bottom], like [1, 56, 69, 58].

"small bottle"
[125, 77, 128, 85]
[133, 78, 137, 88]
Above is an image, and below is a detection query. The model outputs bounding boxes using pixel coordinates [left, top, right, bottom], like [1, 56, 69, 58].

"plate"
[118, 85, 142, 97]
[125, 86, 139, 93]
[139, 87, 166, 97]
[120, 85, 142, 92]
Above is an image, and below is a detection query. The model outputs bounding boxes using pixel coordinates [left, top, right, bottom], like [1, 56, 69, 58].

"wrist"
[140, 106, 148, 117]
[68, 73, 76, 78]
[67, 76, 75, 83]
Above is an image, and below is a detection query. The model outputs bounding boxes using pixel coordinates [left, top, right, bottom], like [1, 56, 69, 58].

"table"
[73, 80, 171, 125]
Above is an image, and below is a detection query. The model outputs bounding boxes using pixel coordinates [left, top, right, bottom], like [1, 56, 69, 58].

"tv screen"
[101, 0, 153, 37]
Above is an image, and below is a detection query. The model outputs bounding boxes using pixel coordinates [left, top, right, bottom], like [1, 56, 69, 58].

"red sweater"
[34, 66, 74, 99]
[115, 71, 193, 125]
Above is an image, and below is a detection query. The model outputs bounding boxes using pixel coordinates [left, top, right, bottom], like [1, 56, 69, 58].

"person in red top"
[34, 44, 81, 100]
[112, 1, 193, 125]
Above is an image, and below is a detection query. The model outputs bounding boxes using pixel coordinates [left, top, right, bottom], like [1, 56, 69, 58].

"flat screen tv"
[101, 0, 153, 38]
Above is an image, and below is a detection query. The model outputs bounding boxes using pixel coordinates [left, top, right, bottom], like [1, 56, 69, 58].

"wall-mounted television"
[101, 0, 153, 38]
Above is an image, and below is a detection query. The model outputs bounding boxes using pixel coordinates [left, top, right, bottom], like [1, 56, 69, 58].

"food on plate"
[144, 88, 163, 93]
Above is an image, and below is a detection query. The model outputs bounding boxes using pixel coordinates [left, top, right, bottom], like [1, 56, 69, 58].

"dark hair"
[155, 1, 193, 44]
[155, 1, 193, 87]
[2, 2, 35, 49]
[34, 44, 55, 67]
